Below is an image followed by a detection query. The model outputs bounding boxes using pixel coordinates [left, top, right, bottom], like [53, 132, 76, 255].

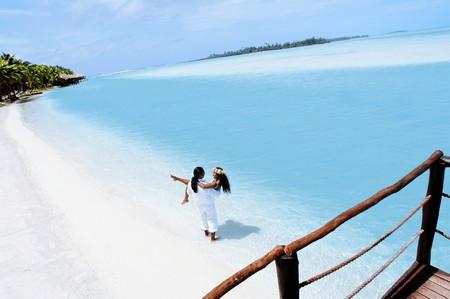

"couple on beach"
[171, 167, 231, 241]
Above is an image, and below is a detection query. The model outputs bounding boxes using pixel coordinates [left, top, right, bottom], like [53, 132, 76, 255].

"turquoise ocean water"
[21, 28, 450, 298]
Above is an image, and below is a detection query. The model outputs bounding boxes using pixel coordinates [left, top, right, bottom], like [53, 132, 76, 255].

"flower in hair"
[213, 168, 225, 175]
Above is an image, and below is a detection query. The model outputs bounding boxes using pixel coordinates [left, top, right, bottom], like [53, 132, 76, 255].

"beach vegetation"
[0, 53, 85, 105]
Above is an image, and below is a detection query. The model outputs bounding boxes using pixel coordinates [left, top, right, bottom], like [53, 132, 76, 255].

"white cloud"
[97, 0, 129, 11]
[117, 0, 144, 18]
[0, 34, 29, 45]
[68, 0, 144, 18]
[382, 0, 447, 14]
[180, 0, 353, 31]
[0, 8, 46, 16]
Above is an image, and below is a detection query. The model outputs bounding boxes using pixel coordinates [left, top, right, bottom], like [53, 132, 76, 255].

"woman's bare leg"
[170, 174, 189, 185]
[181, 185, 189, 205]
[171, 174, 190, 204]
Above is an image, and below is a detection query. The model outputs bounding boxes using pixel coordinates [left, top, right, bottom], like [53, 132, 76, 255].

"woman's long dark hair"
[191, 166, 205, 193]
[215, 167, 231, 194]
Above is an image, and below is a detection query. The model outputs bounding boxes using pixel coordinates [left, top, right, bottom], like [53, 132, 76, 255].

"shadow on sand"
[219, 219, 261, 240]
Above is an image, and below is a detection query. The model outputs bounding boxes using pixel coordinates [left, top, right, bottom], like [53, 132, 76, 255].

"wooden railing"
[204, 150, 447, 298]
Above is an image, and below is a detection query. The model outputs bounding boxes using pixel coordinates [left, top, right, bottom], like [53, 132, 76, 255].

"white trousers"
[197, 204, 218, 233]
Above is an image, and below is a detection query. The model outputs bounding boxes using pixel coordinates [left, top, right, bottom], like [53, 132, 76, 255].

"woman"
[198, 167, 231, 194]
[171, 167, 205, 205]
[171, 167, 231, 241]
[170, 167, 231, 203]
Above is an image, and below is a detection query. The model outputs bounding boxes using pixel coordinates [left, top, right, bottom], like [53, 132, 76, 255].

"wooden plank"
[428, 273, 450, 287]
[408, 292, 429, 299]
[434, 269, 450, 282]
[427, 280, 450, 296]
[415, 280, 449, 298]
[397, 266, 450, 299]
[425, 267, 450, 294]
[383, 265, 450, 298]
[415, 288, 440, 298]
[382, 262, 427, 298]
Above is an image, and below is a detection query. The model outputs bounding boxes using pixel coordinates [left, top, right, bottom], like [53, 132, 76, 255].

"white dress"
[187, 179, 221, 233]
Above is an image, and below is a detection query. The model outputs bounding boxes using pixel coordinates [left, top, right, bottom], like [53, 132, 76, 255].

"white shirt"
[187, 179, 221, 208]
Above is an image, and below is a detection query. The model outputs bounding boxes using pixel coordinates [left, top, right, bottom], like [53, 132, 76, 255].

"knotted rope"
[345, 229, 424, 299]
[299, 195, 431, 289]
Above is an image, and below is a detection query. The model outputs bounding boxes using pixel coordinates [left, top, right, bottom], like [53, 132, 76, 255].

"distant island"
[205, 35, 368, 59]
[0, 53, 85, 106]
[387, 30, 409, 34]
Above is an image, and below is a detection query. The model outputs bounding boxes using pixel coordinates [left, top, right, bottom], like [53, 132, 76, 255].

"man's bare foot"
[211, 232, 219, 242]
[181, 198, 189, 205]
[204, 230, 209, 236]
[170, 174, 177, 181]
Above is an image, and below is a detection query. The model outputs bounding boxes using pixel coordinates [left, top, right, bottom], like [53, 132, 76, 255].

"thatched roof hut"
[59, 73, 86, 86]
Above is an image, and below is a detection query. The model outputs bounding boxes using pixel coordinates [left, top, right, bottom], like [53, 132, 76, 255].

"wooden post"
[275, 251, 299, 299]
[416, 159, 445, 265]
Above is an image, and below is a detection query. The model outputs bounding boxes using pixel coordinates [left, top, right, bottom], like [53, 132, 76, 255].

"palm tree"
[1, 52, 84, 104]
[0, 53, 29, 101]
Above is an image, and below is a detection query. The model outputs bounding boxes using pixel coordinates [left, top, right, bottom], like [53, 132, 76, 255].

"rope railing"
[284, 150, 443, 257]
[436, 229, 450, 240]
[299, 195, 431, 289]
[203, 150, 445, 299]
[345, 229, 424, 299]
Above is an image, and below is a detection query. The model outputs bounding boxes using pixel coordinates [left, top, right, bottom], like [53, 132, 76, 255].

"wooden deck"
[203, 152, 449, 299]
[383, 264, 450, 298]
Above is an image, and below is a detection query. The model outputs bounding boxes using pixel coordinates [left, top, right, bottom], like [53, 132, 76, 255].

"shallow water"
[21, 27, 450, 298]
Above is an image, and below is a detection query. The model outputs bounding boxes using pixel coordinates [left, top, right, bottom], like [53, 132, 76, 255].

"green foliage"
[206, 35, 368, 59]
[0, 52, 81, 102]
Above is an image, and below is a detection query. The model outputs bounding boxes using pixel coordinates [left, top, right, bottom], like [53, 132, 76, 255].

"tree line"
[206, 36, 368, 59]
[0, 53, 84, 104]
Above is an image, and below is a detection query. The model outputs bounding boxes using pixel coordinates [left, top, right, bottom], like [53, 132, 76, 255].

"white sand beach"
[0, 104, 264, 299]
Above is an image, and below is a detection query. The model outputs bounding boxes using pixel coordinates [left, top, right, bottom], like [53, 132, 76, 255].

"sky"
[1, 0, 449, 76]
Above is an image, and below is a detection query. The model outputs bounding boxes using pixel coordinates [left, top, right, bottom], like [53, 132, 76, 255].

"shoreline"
[0, 87, 55, 107]
[0, 104, 265, 298]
